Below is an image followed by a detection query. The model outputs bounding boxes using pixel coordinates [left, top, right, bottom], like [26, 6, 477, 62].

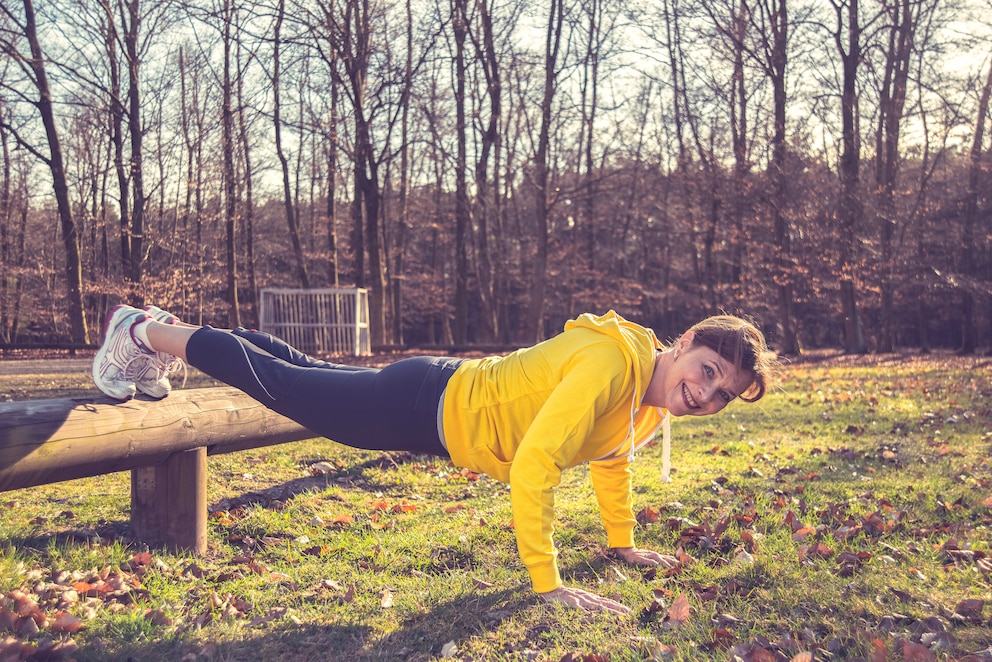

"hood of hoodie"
[564, 310, 662, 404]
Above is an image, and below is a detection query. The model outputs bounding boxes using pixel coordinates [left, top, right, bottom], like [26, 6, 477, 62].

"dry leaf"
[380, 589, 394, 608]
[50, 613, 84, 634]
[901, 640, 936, 662]
[666, 594, 690, 628]
[471, 578, 493, 590]
[870, 638, 888, 662]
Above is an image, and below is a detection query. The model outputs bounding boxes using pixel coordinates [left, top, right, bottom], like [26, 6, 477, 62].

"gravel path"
[0, 358, 92, 375]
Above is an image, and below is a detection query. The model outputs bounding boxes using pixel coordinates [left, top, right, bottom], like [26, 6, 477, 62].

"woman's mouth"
[682, 383, 699, 409]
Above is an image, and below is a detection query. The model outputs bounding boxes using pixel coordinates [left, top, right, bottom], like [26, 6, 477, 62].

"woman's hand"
[538, 586, 630, 615]
[611, 546, 679, 568]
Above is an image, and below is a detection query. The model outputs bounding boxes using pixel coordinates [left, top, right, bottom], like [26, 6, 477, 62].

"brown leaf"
[901, 640, 936, 662]
[667, 594, 690, 625]
[869, 638, 888, 662]
[790, 653, 813, 662]
[955, 599, 985, 619]
[144, 609, 173, 627]
[50, 613, 84, 634]
[637, 507, 660, 525]
[380, 589, 394, 608]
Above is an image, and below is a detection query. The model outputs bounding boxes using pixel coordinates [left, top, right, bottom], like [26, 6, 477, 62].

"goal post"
[258, 288, 371, 357]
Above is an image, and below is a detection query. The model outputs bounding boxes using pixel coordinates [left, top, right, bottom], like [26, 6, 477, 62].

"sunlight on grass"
[1, 354, 990, 660]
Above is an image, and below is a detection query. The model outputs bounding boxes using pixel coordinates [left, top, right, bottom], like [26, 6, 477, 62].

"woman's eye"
[704, 365, 714, 377]
[719, 390, 731, 403]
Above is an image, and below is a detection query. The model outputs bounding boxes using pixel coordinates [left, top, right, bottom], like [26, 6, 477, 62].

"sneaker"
[135, 305, 187, 399]
[142, 305, 180, 325]
[92, 305, 154, 401]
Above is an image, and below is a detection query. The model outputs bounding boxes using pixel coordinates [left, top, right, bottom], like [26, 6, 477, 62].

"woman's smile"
[681, 382, 699, 409]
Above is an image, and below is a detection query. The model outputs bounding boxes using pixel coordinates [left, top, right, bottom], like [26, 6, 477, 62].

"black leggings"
[186, 326, 462, 456]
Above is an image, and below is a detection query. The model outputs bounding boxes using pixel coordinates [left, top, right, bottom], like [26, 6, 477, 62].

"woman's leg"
[106, 312, 458, 454]
[229, 327, 372, 373]
[150, 324, 458, 455]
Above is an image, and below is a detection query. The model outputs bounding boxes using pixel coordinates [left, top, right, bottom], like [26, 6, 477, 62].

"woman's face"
[643, 335, 754, 417]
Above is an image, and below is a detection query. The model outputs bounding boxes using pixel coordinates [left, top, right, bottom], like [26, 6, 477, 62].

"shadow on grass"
[208, 451, 450, 513]
[71, 586, 532, 662]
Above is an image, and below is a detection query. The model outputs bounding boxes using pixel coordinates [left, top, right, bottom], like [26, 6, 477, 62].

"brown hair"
[684, 315, 775, 402]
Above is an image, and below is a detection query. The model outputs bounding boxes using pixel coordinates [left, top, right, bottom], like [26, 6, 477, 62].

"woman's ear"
[677, 330, 695, 353]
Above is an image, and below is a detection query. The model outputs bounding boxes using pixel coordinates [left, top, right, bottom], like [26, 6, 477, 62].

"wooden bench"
[0, 388, 317, 553]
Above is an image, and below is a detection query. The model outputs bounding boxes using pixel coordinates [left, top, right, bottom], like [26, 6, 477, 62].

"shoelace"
[156, 353, 189, 389]
[121, 352, 188, 389]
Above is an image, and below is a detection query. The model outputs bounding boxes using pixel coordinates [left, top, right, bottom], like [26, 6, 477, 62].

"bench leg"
[130, 447, 207, 554]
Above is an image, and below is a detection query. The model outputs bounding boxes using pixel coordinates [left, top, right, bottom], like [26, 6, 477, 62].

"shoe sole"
[92, 305, 139, 401]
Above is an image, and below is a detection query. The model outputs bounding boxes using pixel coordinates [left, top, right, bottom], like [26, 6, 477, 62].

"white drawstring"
[660, 411, 672, 482]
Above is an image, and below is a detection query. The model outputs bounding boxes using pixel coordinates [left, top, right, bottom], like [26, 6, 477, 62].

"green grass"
[1, 352, 991, 660]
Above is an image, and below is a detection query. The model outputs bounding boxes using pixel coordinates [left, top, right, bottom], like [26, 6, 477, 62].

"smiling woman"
[91, 306, 775, 616]
[642, 315, 772, 417]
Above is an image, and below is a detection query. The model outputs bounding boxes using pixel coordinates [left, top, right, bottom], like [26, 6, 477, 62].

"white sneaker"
[92, 306, 154, 401]
[135, 305, 187, 399]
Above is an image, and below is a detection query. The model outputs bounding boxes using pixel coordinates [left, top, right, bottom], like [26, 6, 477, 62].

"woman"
[93, 306, 773, 615]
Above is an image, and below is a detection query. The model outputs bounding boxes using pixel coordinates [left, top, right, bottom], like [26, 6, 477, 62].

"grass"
[1, 351, 991, 661]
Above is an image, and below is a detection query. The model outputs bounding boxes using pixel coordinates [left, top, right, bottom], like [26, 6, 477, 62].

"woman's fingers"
[539, 586, 631, 615]
[613, 547, 680, 568]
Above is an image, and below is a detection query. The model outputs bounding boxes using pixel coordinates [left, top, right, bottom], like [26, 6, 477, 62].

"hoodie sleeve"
[507, 345, 631, 593]
[589, 456, 636, 548]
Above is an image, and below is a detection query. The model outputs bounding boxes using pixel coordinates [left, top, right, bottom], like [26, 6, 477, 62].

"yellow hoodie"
[441, 311, 668, 593]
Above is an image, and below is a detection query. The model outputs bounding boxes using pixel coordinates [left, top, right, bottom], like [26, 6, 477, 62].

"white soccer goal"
[258, 288, 371, 356]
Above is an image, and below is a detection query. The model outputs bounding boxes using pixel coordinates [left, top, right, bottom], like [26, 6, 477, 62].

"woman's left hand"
[611, 546, 679, 568]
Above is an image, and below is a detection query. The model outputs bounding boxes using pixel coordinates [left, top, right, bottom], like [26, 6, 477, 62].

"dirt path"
[0, 358, 92, 376]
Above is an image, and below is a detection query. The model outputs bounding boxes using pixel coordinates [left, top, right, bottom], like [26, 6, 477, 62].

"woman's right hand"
[538, 585, 630, 615]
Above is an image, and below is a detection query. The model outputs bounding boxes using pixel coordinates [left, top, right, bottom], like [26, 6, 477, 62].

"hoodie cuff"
[604, 522, 636, 549]
[528, 561, 563, 594]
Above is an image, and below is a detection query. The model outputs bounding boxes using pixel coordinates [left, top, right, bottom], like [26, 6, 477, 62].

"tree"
[273, 0, 311, 290]
[872, 0, 923, 352]
[451, 0, 470, 343]
[830, 0, 868, 353]
[0, 0, 88, 344]
[959, 53, 992, 353]
[750, 0, 800, 354]
[527, 0, 564, 342]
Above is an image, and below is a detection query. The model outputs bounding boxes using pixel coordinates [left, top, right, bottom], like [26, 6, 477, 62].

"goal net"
[258, 288, 371, 357]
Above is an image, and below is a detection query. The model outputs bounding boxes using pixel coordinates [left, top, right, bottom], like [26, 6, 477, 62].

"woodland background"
[0, 0, 990, 355]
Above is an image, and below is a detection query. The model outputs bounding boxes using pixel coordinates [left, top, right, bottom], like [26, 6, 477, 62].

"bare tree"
[959, 53, 992, 353]
[872, 0, 924, 351]
[451, 0, 470, 343]
[527, 0, 564, 342]
[830, 0, 868, 353]
[0, 0, 88, 344]
[273, 0, 311, 290]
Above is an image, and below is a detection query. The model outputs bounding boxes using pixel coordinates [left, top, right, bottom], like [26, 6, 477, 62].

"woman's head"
[682, 315, 773, 403]
[641, 314, 774, 416]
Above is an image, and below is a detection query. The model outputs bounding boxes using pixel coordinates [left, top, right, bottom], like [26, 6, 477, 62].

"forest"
[0, 0, 990, 355]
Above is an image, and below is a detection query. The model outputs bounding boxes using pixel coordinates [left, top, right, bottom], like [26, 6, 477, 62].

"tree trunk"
[235, 26, 259, 327]
[959, 53, 992, 354]
[274, 0, 311, 290]
[528, 0, 563, 343]
[472, 0, 502, 343]
[124, 0, 146, 288]
[834, 0, 867, 354]
[221, 0, 240, 326]
[874, 0, 914, 352]
[452, 0, 469, 344]
[21, 0, 88, 345]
